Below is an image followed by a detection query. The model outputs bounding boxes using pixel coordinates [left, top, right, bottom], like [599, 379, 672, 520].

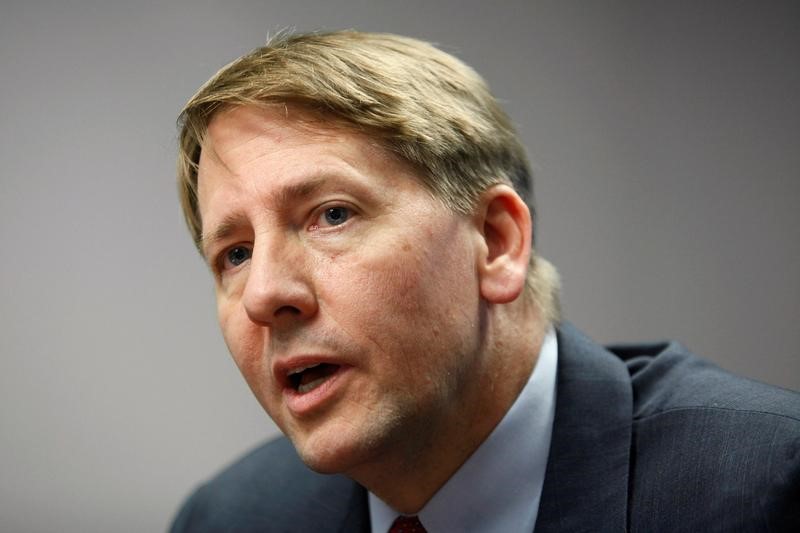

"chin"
[291, 431, 367, 475]
[291, 421, 396, 479]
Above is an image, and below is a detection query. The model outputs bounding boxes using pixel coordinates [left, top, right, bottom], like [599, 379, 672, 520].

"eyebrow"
[199, 177, 330, 259]
[272, 177, 327, 209]
[200, 214, 245, 260]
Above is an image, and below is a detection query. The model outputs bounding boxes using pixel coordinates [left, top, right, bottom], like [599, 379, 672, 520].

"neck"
[353, 302, 547, 514]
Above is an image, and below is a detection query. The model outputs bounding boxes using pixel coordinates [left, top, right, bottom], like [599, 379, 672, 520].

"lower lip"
[283, 365, 352, 417]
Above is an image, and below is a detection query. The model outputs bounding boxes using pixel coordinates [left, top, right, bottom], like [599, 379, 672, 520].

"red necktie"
[389, 515, 427, 533]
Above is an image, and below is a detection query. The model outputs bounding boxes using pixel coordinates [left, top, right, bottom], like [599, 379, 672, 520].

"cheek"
[322, 239, 427, 316]
[318, 226, 478, 354]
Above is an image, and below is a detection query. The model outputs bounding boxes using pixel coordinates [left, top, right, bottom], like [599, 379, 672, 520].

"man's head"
[178, 30, 559, 321]
[177, 30, 560, 510]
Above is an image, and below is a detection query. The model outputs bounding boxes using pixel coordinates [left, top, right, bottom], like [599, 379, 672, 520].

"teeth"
[297, 376, 327, 394]
[287, 363, 320, 376]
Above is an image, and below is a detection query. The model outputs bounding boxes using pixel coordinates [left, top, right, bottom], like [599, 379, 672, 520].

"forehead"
[195, 105, 435, 247]
[198, 105, 395, 197]
[199, 105, 380, 173]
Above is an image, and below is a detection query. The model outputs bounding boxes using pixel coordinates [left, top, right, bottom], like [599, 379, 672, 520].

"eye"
[321, 206, 350, 226]
[222, 246, 251, 270]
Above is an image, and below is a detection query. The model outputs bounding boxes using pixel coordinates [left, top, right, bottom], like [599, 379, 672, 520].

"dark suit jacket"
[171, 323, 800, 532]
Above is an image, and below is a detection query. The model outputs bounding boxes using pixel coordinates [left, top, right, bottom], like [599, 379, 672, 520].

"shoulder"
[608, 341, 800, 531]
[170, 437, 365, 533]
[609, 339, 800, 421]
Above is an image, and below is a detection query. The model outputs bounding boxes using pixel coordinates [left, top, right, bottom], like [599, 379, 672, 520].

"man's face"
[196, 106, 488, 476]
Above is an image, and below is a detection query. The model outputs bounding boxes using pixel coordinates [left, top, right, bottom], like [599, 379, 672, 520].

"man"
[171, 31, 799, 532]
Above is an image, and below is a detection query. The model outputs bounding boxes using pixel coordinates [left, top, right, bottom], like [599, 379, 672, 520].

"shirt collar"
[369, 327, 558, 533]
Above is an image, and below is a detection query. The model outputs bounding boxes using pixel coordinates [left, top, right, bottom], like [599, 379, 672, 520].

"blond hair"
[177, 30, 560, 322]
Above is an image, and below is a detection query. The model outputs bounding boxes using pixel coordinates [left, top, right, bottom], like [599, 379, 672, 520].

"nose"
[241, 238, 318, 327]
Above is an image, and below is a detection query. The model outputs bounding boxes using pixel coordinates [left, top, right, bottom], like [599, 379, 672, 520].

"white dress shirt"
[369, 328, 558, 533]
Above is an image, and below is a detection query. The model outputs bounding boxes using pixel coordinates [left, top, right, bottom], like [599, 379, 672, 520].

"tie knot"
[389, 514, 427, 533]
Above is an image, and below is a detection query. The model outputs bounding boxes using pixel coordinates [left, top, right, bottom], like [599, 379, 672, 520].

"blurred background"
[1, 1, 798, 531]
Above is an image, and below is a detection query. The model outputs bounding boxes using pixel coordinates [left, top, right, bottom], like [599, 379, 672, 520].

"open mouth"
[287, 363, 341, 394]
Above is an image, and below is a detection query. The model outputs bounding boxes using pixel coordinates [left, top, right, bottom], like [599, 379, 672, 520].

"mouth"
[275, 356, 351, 415]
[286, 362, 341, 394]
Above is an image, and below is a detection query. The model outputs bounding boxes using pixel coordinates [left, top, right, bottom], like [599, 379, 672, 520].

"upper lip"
[272, 355, 345, 390]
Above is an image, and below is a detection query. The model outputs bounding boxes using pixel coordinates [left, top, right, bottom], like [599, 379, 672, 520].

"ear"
[475, 185, 532, 304]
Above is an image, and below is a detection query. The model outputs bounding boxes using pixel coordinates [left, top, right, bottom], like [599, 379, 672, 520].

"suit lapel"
[534, 323, 633, 532]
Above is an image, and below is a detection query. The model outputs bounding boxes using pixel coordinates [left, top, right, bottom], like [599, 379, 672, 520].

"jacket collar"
[534, 322, 633, 532]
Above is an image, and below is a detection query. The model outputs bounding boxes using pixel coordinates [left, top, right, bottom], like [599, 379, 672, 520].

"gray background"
[1, 1, 798, 531]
